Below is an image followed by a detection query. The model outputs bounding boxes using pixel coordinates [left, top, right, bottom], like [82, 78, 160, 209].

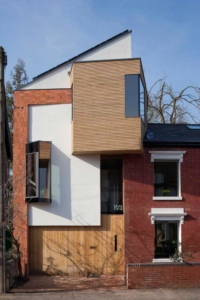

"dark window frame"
[25, 141, 51, 203]
[154, 220, 178, 259]
[154, 160, 179, 197]
[125, 74, 146, 123]
[101, 158, 123, 215]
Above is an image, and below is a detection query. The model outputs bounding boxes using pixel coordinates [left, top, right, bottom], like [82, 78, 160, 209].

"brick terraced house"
[13, 30, 200, 288]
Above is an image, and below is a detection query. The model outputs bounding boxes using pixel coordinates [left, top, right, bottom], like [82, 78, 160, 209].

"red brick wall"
[124, 148, 200, 265]
[13, 89, 71, 275]
[127, 263, 200, 288]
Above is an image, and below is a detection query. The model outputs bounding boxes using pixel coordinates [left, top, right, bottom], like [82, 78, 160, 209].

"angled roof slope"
[144, 123, 200, 146]
[33, 30, 132, 80]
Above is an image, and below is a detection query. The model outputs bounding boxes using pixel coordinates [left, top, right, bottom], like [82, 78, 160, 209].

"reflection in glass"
[101, 159, 123, 214]
[26, 153, 38, 197]
[39, 160, 49, 198]
[154, 161, 178, 196]
[140, 78, 145, 122]
[155, 221, 178, 258]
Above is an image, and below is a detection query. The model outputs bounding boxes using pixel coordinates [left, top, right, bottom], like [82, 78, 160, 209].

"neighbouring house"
[0, 46, 13, 292]
[13, 30, 200, 289]
[5, 108, 12, 181]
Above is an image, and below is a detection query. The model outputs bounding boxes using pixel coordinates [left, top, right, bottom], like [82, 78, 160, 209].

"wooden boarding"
[39, 141, 51, 159]
[29, 215, 124, 276]
[71, 59, 147, 154]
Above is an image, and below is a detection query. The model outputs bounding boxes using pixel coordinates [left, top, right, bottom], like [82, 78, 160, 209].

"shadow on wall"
[29, 145, 100, 224]
[29, 144, 72, 221]
[51, 144, 72, 220]
[29, 216, 124, 276]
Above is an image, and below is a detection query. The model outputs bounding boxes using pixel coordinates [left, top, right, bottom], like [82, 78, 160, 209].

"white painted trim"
[149, 208, 187, 224]
[153, 196, 182, 201]
[153, 258, 172, 263]
[150, 150, 185, 199]
[149, 151, 186, 163]
[151, 209, 185, 262]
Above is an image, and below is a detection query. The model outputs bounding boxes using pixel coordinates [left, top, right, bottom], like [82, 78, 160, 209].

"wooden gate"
[29, 215, 124, 275]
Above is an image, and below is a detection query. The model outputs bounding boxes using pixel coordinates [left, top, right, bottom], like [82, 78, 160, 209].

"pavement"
[2, 275, 200, 299]
[1, 289, 200, 300]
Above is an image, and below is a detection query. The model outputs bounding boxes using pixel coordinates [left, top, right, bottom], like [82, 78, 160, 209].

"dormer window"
[26, 141, 51, 203]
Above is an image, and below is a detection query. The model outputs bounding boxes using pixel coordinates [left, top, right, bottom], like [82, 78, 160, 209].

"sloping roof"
[33, 30, 131, 80]
[144, 123, 200, 147]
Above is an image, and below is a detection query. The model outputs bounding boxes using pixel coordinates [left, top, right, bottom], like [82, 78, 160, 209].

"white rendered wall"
[28, 104, 100, 226]
[22, 33, 132, 90]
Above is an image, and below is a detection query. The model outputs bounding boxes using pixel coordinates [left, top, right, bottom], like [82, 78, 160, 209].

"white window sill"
[153, 196, 182, 201]
[153, 258, 172, 263]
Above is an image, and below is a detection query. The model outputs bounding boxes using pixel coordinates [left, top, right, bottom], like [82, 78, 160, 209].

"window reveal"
[154, 161, 178, 197]
[101, 159, 123, 214]
[155, 221, 178, 259]
[26, 141, 51, 203]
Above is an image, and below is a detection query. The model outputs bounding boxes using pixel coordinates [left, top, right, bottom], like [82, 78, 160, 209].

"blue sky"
[1, 0, 200, 94]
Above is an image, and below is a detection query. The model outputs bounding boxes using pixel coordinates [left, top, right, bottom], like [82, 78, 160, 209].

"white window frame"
[150, 151, 186, 201]
[149, 208, 187, 263]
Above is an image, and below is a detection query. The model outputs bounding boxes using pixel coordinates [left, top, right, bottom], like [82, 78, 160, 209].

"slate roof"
[33, 29, 131, 80]
[144, 123, 200, 147]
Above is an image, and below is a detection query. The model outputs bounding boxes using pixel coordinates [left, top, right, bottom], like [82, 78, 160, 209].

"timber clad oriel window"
[26, 141, 51, 203]
[101, 158, 123, 214]
[125, 74, 145, 122]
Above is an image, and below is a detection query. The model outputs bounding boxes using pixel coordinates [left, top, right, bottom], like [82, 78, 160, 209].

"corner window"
[125, 74, 146, 122]
[139, 78, 145, 122]
[26, 152, 38, 198]
[101, 158, 123, 214]
[150, 151, 186, 200]
[26, 141, 51, 203]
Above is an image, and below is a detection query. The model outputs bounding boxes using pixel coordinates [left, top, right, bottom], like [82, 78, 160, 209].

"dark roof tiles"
[144, 123, 200, 146]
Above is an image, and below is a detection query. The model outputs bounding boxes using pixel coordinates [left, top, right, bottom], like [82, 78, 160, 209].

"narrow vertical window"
[139, 78, 145, 122]
[101, 158, 123, 214]
[125, 74, 146, 121]
[26, 141, 51, 203]
[26, 153, 38, 198]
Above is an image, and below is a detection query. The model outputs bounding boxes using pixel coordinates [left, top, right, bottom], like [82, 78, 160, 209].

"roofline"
[144, 141, 200, 147]
[70, 57, 141, 71]
[32, 29, 132, 81]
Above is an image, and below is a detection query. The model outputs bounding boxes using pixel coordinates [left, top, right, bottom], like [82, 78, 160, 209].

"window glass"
[139, 78, 145, 122]
[39, 159, 49, 198]
[26, 153, 38, 197]
[101, 159, 123, 214]
[154, 161, 178, 196]
[155, 221, 178, 258]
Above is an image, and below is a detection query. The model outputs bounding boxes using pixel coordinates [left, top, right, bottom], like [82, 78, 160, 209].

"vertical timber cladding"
[29, 215, 124, 275]
[71, 59, 145, 154]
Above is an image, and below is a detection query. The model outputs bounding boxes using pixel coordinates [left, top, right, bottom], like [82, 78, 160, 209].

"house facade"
[13, 30, 200, 288]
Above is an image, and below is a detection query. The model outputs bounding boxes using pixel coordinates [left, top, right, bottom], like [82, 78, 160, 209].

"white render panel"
[28, 104, 100, 226]
[22, 33, 132, 90]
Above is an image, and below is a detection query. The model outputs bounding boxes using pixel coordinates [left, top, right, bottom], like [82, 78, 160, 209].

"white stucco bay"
[22, 32, 132, 89]
[28, 104, 100, 226]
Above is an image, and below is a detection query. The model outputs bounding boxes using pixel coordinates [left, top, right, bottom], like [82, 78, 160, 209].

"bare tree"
[6, 59, 29, 136]
[148, 77, 200, 124]
[3, 165, 31, 278]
